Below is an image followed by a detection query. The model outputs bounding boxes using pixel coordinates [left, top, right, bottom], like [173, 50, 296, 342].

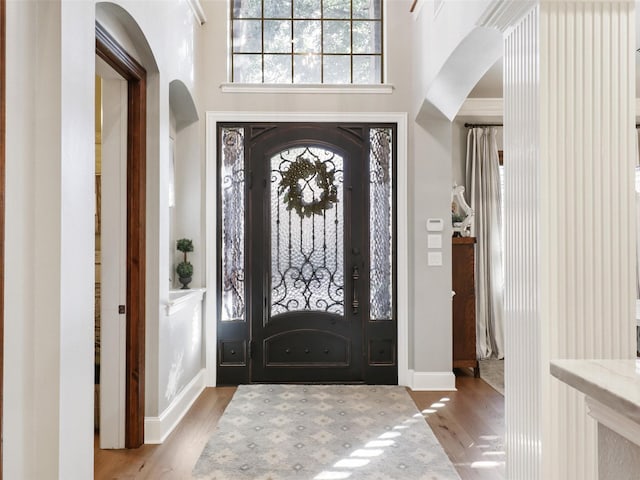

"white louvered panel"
[504, 1, 635, 479]
[505, 6, 541, 479]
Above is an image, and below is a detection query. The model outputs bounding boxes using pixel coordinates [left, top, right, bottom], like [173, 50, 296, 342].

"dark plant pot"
[179, 276, 192, 289]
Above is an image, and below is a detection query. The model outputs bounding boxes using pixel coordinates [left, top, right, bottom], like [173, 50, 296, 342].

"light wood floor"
[94, 371, 504, 480]
[408, 369, 505, 480]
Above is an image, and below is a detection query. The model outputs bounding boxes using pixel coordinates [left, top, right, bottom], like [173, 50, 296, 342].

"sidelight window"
[369, 127, 393, 320]
[220, 127, 246, 322]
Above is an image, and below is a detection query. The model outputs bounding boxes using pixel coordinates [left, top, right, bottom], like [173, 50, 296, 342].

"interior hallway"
[94, 370, 504, 480]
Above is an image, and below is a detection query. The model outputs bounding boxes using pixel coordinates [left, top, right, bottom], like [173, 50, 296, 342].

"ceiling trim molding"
[457, 98, 503, 118]
[459, 98, 640, 120]
[477, 0, 535, 32]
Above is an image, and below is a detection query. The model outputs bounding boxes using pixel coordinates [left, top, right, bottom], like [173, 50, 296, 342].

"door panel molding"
[96, 22, 146, 449]
[206, 112, 409, 387]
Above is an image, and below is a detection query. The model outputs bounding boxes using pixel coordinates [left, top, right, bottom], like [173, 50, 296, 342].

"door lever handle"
[352, 265, 360, 314]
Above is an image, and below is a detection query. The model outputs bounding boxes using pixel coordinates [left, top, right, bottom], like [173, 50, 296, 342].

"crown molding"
[457, 98, 503, 118]
[477, 0, 535, 32]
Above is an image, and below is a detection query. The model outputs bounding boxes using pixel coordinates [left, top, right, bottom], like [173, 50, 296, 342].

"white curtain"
[465, 127, 505, 359]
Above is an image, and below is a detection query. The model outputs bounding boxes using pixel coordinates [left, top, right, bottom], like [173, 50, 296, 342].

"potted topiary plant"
[176, 238, 194, 289]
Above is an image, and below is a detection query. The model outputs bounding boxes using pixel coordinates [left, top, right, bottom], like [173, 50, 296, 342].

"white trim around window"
[220, 83, 395, 94]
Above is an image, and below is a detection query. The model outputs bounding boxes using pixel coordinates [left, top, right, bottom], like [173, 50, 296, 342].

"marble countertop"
[550, 359, 640, 425]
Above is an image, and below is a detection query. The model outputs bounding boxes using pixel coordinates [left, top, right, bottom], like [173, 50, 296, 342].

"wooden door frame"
[95, 22, 147, 449]
[0, 0, 5, 474]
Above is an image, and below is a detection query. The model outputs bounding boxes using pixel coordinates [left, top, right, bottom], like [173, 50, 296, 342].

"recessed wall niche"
[169, 79, 201, 290]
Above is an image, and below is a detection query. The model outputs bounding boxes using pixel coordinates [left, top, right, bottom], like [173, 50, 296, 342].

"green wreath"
[279, 158, 338, 218]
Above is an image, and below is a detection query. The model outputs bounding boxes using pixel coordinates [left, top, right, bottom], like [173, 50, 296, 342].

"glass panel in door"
[270, 147, 345, 317]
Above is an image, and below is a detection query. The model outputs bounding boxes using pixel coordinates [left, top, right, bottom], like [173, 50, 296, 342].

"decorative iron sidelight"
[220, 127, 246, 322]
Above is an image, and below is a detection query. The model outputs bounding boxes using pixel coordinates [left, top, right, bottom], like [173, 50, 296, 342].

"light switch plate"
[426, 218, 444, 231]
[428, 251, 443, 266]
[428, 234, 442, 249]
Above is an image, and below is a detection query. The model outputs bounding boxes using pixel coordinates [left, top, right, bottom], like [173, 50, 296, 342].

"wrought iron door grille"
[270, 146, 345, 315]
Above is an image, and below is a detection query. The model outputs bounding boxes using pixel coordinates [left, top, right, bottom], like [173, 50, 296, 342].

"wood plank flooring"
[94, 387, 236, 479]
[94, 371, 504, 480]
[408, 369, 505, 480]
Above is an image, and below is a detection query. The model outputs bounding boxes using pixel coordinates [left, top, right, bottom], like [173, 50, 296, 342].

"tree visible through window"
[231, 0, 383, 84]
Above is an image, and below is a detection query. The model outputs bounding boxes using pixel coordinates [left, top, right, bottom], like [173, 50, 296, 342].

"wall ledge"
[166, 287, 206, 316]
[144, 369, 206, 444]
[220, 83, 394, 95]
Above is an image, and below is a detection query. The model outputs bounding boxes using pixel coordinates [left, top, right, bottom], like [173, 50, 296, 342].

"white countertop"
[550, 359, 640, 425]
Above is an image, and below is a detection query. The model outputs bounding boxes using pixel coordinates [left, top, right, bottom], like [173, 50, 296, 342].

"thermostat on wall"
[426, 218, 444, 232]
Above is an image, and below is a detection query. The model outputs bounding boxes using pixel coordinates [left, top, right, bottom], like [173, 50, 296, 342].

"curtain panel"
[465, 127, 505, 359]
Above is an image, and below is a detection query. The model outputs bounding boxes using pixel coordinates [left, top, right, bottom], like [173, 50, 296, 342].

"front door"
[217, 123, 396, 385]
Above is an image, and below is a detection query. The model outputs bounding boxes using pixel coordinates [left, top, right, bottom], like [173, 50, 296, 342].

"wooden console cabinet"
[452, 237, 479, 377]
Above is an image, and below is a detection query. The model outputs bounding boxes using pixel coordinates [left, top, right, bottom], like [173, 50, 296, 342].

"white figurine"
[451, 184, 474, 237]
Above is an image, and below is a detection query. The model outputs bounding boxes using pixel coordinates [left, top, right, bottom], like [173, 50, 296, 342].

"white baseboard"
[408, 370, 457, 391]
[144, 369, 206, 444]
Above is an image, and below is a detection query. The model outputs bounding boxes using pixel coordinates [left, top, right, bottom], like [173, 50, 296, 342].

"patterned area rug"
[193, 384, 461, 480]
[479, 359, 504, 395]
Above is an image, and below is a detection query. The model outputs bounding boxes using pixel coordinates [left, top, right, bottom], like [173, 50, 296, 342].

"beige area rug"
[479, 359, 504, 395]
[193, 384, 461, 480]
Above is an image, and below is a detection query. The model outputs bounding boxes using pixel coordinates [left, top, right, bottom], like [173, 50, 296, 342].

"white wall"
[165, 97, 203, 413]
[4, 0, 204, 476]
[197, 0, 455, 381]
[5, 1, 96, 477]
[411, 107, 455, 376]
[452, 121, 467, 188]
[413, 0, 501, 120]
[95, 0, 204, 420]
[5, 2, 39, 477]
[173, 121, 202, 287]
[158, 293, 204, 415]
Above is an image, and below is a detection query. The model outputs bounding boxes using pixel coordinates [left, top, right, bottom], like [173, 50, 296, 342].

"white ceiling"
[468, 57, 503, 98]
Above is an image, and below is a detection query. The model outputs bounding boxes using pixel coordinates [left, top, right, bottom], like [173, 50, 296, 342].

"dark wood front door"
[217, 123, 397, 385]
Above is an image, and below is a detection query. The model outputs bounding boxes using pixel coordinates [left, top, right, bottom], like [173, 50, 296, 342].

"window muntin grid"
[231, 0, 383, 84]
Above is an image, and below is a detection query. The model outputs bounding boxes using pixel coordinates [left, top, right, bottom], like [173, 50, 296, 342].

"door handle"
[352, 265, 360, 314]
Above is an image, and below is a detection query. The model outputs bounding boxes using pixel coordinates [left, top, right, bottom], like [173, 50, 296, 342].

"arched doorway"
[96, 23, 147, 449]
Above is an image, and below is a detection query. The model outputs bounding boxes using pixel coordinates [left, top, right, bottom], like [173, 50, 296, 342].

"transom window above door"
[230, 0, 383, 84]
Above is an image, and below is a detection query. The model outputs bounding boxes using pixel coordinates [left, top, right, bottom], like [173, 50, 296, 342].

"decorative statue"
[451, 184, 473, 237]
